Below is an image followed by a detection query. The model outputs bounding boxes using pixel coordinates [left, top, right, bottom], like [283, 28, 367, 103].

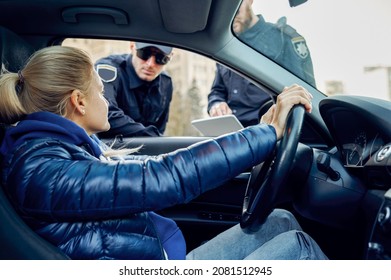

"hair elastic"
[15, 70, 25, 94]
[17, 70, 25, 84]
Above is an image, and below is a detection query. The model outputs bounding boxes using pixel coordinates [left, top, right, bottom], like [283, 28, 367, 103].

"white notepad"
[191, 115, 244, 136]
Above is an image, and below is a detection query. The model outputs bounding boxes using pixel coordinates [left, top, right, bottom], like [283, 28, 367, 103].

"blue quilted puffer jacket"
[0, 112, 276, 259]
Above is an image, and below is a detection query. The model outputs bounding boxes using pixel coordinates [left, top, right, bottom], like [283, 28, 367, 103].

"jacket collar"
[0, 112, 103, 158]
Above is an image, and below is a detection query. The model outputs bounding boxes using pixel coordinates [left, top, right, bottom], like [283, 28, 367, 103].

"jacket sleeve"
[207, 64, 229, 114]
[154, 104, 170, 135]
[5, 124, 276, 222]
[153, 75, 173, 134]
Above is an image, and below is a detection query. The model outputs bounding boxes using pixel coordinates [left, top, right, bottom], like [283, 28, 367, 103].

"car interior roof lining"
[158, 0, 212, 33]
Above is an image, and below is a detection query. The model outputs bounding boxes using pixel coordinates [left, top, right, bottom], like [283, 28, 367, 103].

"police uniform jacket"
[208, 63, 273, 127]
[95, 54, 173, 138]
[0, 112, 277, 259]
[208, 15, 315, 127]
[239, 15, 315, 86]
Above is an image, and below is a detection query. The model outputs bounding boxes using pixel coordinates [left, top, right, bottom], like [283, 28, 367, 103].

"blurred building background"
[364, 65, 391, 101]
[324, 80, 344, 96]
[63, 38, 216, 136]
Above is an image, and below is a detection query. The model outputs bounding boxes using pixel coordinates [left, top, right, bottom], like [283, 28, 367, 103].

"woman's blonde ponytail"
[0, 71, 27, 124]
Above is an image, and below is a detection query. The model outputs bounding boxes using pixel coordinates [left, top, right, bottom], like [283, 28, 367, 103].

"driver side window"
[63, 38, 216, 137]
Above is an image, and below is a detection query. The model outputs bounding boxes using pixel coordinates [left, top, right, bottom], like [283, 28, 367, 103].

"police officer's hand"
[209, 102, 233, 117]
[260, 84, 312, 139]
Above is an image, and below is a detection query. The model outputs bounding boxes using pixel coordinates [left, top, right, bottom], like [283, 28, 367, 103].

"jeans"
[186, 209, 328, 260]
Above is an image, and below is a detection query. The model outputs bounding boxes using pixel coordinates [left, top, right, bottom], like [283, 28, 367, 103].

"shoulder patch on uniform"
[291, 36, 309, 59]
[276, 16, 287, 28]
[276, 16, 300, 37]
[96, 64, 117, 83]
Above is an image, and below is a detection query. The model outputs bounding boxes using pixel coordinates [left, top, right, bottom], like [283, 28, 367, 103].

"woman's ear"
[69, 89, 86, 116]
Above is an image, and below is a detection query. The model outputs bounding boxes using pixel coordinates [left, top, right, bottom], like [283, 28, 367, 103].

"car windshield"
[241, 0, 391, 101]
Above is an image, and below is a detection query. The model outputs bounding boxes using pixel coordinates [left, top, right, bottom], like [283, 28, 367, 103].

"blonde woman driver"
[0, 46, 327, 260]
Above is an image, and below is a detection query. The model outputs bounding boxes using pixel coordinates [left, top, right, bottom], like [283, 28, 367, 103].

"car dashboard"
[315, 95, 391, 259]
[339, 118, 384, 168]
[319, 95, 391, 190]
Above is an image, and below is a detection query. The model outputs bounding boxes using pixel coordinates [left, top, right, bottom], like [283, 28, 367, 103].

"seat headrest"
[0, 26, 35, 74]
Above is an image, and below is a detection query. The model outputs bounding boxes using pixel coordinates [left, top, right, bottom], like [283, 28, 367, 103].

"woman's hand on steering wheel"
[261, 84, 313, 139]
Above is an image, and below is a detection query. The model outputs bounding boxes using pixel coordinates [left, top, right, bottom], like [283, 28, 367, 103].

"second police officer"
[208, 0, 315, 127]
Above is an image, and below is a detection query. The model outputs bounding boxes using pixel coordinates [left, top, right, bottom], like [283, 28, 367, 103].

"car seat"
[0, 26, 69, 259]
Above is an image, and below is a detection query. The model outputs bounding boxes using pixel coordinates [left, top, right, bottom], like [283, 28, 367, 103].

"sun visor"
[158, 0, 212, 33]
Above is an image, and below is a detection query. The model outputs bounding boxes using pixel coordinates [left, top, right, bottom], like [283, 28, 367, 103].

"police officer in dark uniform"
[95, 42, 173, 138]
[208, 63, 273, 127]
[208, 0, 315, 127]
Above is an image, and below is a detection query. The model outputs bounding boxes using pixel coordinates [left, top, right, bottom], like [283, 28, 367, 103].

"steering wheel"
[240, 105, 306, 231]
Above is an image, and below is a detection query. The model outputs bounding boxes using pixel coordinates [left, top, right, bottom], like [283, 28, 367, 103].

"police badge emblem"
[291, 37, 309, 59]
[96, 64, 117, 83]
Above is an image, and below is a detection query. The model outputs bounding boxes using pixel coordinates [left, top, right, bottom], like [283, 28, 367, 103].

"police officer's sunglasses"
[136, 48, 171, 65]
